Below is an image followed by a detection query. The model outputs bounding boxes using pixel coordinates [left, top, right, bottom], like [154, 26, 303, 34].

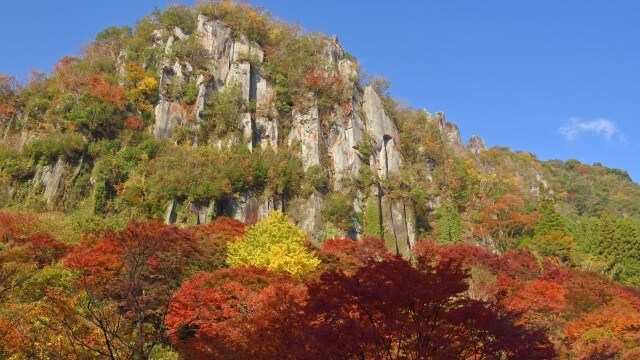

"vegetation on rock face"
[1, 1, 640, 358]
[200, 81, 247, 141]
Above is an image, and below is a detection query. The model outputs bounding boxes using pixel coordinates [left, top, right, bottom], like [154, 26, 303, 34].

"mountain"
[2, 1, 640, 269]
[1, 2, 640, 358]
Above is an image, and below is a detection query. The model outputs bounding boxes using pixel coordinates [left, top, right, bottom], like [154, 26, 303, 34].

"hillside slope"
[0, 2, 639, 284]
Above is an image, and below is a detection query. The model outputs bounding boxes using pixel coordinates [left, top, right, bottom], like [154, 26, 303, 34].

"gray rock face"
[288, 105, 323, 170]
[153, 97, 189, 138]
[288, 194, 325, 241]
[223, 195, 282, 225]
[362, 86, 402, 179]
[381, 196, 417, 258]
[190, 202, 212, 225]
[149, 15, 421, 253]
[327, 101, 364, 189]
[194, 74, 209, 129]
[154, 16, 268, 149]
[34, 157, 76, 204]
[434, 112, 464, 152]
[228, 193, 259, 223]
[164, 201, 178, 224]
[362, 86, 398, 146]
[360, 86, 417, 255]
[338, 58, 358, 79]
[153, 42, 193, 139]
[224, 61, 253, 147]
[197, 16, 234, 85]
[531, 174, 552, 197]
[254, 69, 278, 150]
[258, 197, 283, 219]
[42, 159, 67, 203]
[468, 135, 487, 154]
[322, 36, 345, 66]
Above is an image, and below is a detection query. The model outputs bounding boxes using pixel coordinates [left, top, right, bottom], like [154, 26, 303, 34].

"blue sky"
[1, 1, 639, 182]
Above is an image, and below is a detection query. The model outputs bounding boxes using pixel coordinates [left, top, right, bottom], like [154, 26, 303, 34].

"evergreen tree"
[437, 206, 463, 244]
[534, 200, 568, 236]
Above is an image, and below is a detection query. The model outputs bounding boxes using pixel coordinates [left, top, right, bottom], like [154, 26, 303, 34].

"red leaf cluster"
[88, 75, 126, 109]
[166, 266, 304, 360]
[123, 117, 144, 131]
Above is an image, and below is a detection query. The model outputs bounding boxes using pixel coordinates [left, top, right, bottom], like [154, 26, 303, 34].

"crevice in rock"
[383, 134, 392, 178]
[249, 64, 258, 148]
[376, 184, 387, 248]
[165, 200, 178, 224]
[387, 199, 399, 255]
[403, 203, 412, 259]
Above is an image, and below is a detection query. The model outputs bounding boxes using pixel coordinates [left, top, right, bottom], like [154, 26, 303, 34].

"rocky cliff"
[13, 3, 638, 259]
[145, 15, 426, 254]
[0, 7, 498, 256]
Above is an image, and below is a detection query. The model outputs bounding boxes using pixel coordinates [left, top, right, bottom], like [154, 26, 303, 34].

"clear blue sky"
[2, 1, 639, 182]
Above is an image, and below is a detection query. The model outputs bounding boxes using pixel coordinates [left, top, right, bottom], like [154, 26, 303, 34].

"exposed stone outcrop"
[362, 86, 402, 179]
[194, 74, 209, 129]
[288, 104, 323, 170]
[33, 157, 81, 204]
[531, 174, 552, 197]
[288, 194, 325, 241]
[164, 201, 178, 224]
[327, 100, 364, 188]
[257, 197, 283, 219]
[322, 36, 344, 66]
[153, 96, 189, 139]
[381, 195, 416, 258]
[151, 26, 195, 139]
[197, 16, 234, 85]
[468, 135, 487, 154]
[190, 202, 212, 225]
[434, 112, 464, 152]
[360, 86, 417, 255]
[148, 15, 420, 254]
[153, 15, 278, 149]
[253, 69, 278, 149]
[227, 193, 259, 223]
[225, 60, 253, 147]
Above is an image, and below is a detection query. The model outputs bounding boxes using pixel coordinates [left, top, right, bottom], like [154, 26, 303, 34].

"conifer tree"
[535, 200, 569, 236]
[437, 206, 463, 244]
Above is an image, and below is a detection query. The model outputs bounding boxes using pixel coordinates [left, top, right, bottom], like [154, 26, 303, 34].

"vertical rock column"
[362, 86, 416, 257]
[287, 103, 323, 170]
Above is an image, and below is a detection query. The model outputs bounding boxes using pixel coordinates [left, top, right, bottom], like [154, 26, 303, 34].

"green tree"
[321, 193, 355, 232]
[200, 81, 247, 142]
[436, 206, 463, 244]
[530, 230, 576, 263]
[535, 200, 568, 236]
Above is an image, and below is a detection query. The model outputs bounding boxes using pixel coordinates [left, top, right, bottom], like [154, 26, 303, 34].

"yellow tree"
[227, 211, 320, 278]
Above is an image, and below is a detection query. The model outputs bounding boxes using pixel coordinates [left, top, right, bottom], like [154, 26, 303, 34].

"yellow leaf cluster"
[123, 62, 158, 110]
[227, 211, 320, 278]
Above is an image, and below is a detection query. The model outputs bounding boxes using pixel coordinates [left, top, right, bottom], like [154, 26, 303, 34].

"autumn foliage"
[166, 266, 305, 359]
[2, 209, 640, 358]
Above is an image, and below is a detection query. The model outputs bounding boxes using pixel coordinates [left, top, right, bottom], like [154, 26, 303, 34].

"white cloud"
[558, 117, 620, 142]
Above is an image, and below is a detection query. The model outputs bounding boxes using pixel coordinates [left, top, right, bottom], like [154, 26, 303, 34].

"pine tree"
[437, 206, 463, 244]
[535, 200, 568, 236]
